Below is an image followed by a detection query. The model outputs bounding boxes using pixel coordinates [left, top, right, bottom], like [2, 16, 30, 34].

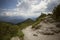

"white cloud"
[1, 0, 60, 18]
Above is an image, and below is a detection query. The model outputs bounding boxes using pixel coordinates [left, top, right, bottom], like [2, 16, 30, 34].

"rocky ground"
[11, 36, 20, 40]
[11, 16, 60, 40]
[22, 25, 60, 40]
[22, 16, 60, 40]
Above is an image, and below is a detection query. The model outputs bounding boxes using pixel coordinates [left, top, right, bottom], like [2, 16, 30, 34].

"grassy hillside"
[0, 22, 24, 40]
[32, 13, 47, 28]
[0, 18, 34, 40]
[17, 18, 34, 30]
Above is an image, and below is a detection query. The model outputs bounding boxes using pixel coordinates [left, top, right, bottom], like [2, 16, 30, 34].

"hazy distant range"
[0, 16, 36, 24]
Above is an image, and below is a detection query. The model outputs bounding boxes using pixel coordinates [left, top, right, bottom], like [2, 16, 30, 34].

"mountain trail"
[22, 25, 60, 40]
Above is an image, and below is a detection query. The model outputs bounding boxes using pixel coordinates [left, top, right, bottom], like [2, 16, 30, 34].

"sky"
[0, 0, 60, 23]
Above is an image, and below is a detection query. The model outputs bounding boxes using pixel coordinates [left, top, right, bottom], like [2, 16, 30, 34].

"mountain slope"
[17, 18, 34, 30]
[0, 22, 24, 40]
[32, 13, 47, 28]
[0, 22, 20, 40]
[22, 15, 60, 40]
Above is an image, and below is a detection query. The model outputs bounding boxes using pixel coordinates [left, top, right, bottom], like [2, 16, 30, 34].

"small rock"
[39, 30, 54, 35]
[33, 34, 38, 36]
[51, 28, 60, 33]
[37, 28, 55, 35]
[56, 24, 60, 28]
[35, 25, 42, 29]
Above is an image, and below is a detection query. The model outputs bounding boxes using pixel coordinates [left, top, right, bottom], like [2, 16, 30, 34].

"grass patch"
[17, 30, 24, 40]
[32, 13, 46, 28]
[0, 22, 24, 40]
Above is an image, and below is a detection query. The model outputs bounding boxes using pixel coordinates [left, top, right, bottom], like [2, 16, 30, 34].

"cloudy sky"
[0, 0, 60, 22]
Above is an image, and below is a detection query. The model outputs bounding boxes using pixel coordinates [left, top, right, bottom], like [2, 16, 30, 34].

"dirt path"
[22, 26, 60, 40]
[11, 36, 20, 40]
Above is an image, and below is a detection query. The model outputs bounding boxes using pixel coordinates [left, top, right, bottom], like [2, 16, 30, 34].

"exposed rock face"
[34, 16, 60, 35]
[22, 16, 60, 40]
[22, 26, 60, 40]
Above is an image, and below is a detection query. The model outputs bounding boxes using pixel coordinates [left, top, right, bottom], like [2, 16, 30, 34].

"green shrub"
[32, 13, 46, 28]
[15, 29, 24, 40]
[17, 30, 24, 38]
[0, 22, 19, 40]
[52, 4, 60, 22]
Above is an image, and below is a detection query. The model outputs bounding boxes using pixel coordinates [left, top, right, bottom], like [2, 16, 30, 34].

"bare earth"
[11, 17, 60, 40]
[11, 21, 60, 40]
[11, 36, 20, 40]
[22, 25, 60, 40]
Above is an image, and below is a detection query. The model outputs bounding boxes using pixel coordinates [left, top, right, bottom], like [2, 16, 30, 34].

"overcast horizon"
[0, 0, 60, 23]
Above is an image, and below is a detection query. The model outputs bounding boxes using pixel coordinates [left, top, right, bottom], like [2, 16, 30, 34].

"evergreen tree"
[52, 4, 60, 22]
